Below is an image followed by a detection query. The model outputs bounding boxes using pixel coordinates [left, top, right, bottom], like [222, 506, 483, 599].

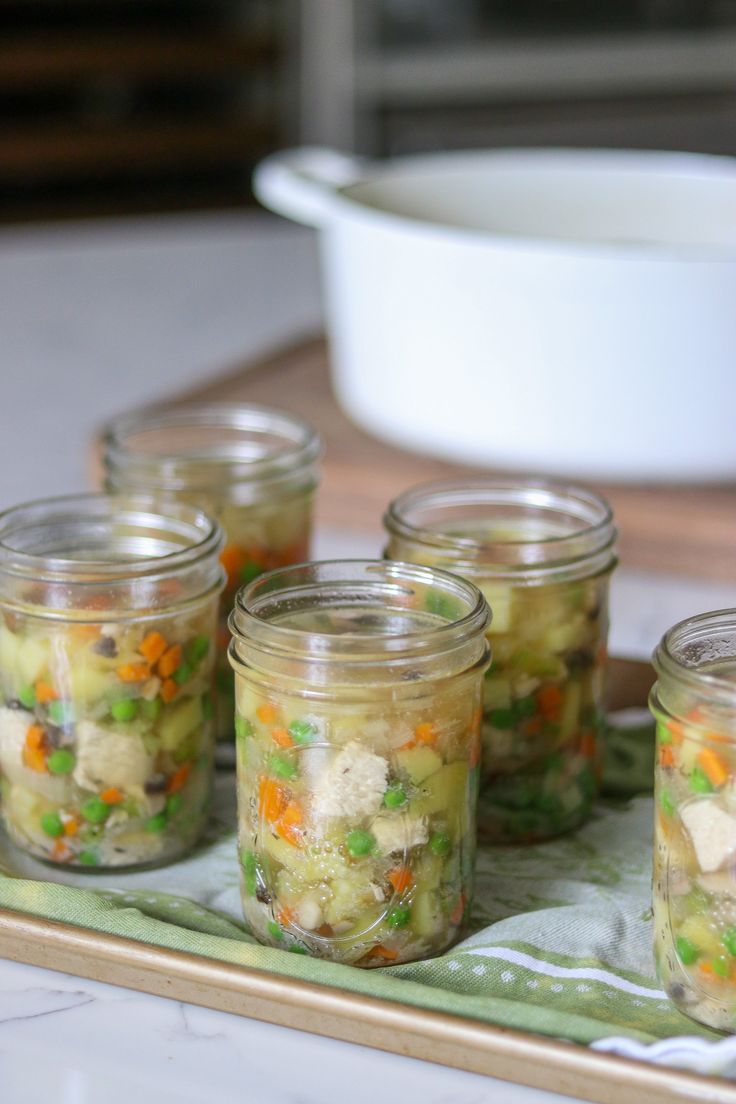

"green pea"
[288, 719, 317, 745]
[18, 684, 36, 710]
[657, 721, 672, 746]
[689, 767, 714, 795]
[47, 748, 75, 775]
[386, 906, 411, 929]
[383, 782, 407, 809]
[577, 766, 597, 800]
[489, 707, 516, 729]
[714, 955, 731, 977]
[514, 695, 537, 719]
[40, 811, 63, 837]
[289, 944, 309, 955]
[173, 662, 193, 686]
[267, 920, 284, 941]
[48, 700, 75, 727]
[201, 693, 214, 721]
[345, 829, 375, 857]
[676, 936, 699, 966]
[660, 789, 676, 818]
[111, 699, 139, 723]
[146, 812, 168, 834]
[79, 850, 99, 867]
[269, 753, 298, 780]
[166, 793, 183, 818]
[429, 832, 452, 857]
[240, 562, 264, 586]
[140, 697, 162, 721]
[186, 634, 210, 665]
[81, 797, 110, 824]
[424, 590, 459, 620]
[235, 716, 253, 741]
[534, 792, 560, 815]
[723, 927, 736, 956]
[241, 850, 258, 896]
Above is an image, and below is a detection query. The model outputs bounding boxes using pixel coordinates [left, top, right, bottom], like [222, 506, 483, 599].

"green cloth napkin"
[0, 716, 716, 1048]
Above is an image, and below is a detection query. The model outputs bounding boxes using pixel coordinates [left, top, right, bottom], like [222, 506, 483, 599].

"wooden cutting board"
[116, 335, 736, 582]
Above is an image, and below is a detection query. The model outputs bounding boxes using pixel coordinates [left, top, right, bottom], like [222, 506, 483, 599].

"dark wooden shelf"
[0, 30, 277, 88]
[0, 116, 275, 179]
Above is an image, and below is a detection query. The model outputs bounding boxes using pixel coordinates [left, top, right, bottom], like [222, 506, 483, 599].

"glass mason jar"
[384, 479, 617, 844]
[228, 560, 490, 965]
[651, 610, 736, 1033]
[102, 403, 321, 744]
[0, 494, 224, 870]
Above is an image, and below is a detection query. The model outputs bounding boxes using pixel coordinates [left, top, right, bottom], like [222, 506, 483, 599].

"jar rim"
[103, 401, 321, 493]
[384, 477, 616, 577]
[0, 493, 223, 585]
[229, 559, 490, 667]
[653, 608, 736, 707]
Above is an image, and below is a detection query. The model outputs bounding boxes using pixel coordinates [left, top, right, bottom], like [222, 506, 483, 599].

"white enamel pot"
[254, 146, 736, 482]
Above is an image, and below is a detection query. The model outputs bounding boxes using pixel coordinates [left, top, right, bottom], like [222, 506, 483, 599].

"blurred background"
[2, 0, 736, 223]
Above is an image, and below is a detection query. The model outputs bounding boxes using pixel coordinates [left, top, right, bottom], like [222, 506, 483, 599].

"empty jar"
[103, 403, 321, 742]
[384, 478, 617, 843]
[0, 494, 223, 870]
[228, 559, 490, 965]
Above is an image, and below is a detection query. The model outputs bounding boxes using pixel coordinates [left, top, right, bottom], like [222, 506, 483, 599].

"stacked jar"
[0, 494, 223, 870]
[384, 479, 617, 843]
[102, 403, 321, 744]
[228, 560, 490, 965]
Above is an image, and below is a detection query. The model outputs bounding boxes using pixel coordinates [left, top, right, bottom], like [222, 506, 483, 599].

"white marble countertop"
[0, 212, 733, 1104]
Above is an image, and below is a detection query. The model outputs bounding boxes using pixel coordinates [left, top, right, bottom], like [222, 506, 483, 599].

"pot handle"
[252, 147, 364, 228]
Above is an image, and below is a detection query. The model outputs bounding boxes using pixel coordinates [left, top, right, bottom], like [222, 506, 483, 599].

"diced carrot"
[220, 543, 246, 584]
[23, 745, 47, 772]
[316, 923, 334, 938]
[34, 680, 58, 704]
[139, 631, 168, 665]
[258, 777, 288, 823]
[256, 702, 277, 725]
[537, 685, 563, 719]
[699, 961, 714, 975]
[397, 738, 417, 751]
[167, 762, 192, 795]
[216, 627, 231, 649]
[118, 662, 150, 682]
[659, 744, 675, 769]
[157, 645, 182, 679]
[667, 719, 685, 746]
[276, 801, 304, 846]
[580, 731, 597, 759]
[387, 866, 413, 895]
[160, 678, 178, 703]
[63, 816, 80, 837]
[469, 736, 481, 769]
[272, 727, 293, 749]
[25, 724, 46, 750]
[50, 838, 72, 863]
[277, 906, 294, 927]
[471, 708, 482, 730]
[525, 715, 543, 737]
[697, 747, 730, 788]
[367, 945, 398, 961]
[72, 624, 102, 642]
[414, 722, 437, 746]
[100, 787, 123, 805]
[450, 894, 465, 926]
